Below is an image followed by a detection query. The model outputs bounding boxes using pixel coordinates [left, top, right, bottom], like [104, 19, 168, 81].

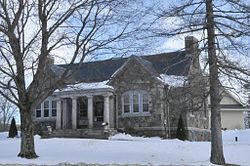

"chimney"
[185, 36, 200, 73]
[185, 36, 199, 53]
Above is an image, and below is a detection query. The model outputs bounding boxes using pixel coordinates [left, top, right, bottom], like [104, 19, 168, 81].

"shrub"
[176, 115, 187, 141]
[8, 117, 18, 138]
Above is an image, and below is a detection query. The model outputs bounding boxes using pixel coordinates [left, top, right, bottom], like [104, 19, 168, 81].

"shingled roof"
[60, 51, 191, 83]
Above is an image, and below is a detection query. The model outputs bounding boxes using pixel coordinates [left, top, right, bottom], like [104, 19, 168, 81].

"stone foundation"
[118, 127, 211, 141]
[34, 120, 56, 136]
[187, 128, 211, 141]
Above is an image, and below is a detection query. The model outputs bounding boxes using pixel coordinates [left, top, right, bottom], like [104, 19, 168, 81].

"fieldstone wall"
[185, 79, 209, 130]
[162, 79, 210, 141]
[187, 128, 211, 141]
[166, 87, 188, 129]
[34, 120, 56, 136]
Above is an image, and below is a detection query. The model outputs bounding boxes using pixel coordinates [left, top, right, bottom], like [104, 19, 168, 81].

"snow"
[0, 130, 250, 165]
[55, 74, 187, 93]
[225, 89, 248, 106]
[109, 133, 161, 142]
[159, 74, 186, 87]
[55, 80, 113, 92]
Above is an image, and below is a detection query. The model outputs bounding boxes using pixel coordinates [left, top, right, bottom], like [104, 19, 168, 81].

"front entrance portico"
[55, 90, 114, 131]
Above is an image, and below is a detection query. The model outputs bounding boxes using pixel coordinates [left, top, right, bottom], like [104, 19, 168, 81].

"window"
[123, 94, 130, 113]
[35, 98, 57, 119]
[36, 104, 41, 118]
[142, 94, 149, 112]
[43, 101, 49, 117]
[122, 91, 149, 114]
[52, 100, 57, 117]
[133, 94, 139, 112]
[78, 97, 87, 117]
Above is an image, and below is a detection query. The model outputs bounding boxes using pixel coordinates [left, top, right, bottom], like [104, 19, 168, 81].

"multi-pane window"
[36, 99, 57, 119]
[52, 100, 57, 117]
[123, 94, 130, 113]
[142, 94, 149, 112]
[36, 104, 42, 118]
[43, 101, 49, 117]
[122, 91, 149, 114]
[133, 94, 139, 112]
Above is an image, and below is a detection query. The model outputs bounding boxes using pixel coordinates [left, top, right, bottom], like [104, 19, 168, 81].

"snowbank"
[0, 129, 250, 165]
[109, 133, 161, 142]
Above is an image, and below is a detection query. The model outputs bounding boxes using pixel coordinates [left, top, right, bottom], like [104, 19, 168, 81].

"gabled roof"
[135, 56, 160, 78]
[109, 56, 161, 81]
[59, 51, 191, 83]
[224, 90, 248, 107]
[208, 89, 248, 110]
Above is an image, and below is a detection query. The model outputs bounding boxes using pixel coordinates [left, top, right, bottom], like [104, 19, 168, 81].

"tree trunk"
[206, 0, 226, 165]
[18, 109, 38, 159]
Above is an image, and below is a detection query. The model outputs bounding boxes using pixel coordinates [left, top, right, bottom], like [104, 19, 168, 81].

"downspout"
[167, 87, 171, 138]
[115, 95, 118, 129]
[164, 86, 171, 139]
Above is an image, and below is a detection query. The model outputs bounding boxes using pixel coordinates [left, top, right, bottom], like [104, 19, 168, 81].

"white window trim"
[122, 90, 150, 116]
[36, 98, 57, 119]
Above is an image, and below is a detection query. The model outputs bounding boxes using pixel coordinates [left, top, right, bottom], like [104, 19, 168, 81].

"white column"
[71, 97, 77, 130]
[56, 99, 62, 130]
[62, 99, 67, 129]
[104, 95, 110, 129]
[87, 95, 93, 129]
[109, 96, 114, 128]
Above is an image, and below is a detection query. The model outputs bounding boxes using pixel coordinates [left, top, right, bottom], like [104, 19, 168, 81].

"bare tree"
[0, 94, 17, 128]
[0, 0, 142, 159]
[146, 0, 250, 165]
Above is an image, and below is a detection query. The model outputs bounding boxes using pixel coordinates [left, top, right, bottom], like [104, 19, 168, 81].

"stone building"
[33, 36, 210, 141]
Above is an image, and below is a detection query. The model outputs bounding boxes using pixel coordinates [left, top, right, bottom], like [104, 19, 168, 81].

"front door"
[77, 97, 88, 129]
[93, 95, 104, 128]
[62, 98, 72, 129]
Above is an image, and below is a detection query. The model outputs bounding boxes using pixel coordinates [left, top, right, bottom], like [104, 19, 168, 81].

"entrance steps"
[42, 129, 110, 139]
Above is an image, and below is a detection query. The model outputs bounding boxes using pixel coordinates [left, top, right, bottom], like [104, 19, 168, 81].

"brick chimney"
[185, 36, 201, 74]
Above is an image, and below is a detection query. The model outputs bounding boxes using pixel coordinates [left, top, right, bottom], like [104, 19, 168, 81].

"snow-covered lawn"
[0, 130, 250, 166]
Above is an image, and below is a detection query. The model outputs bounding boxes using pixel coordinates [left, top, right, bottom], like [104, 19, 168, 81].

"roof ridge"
[58, 50, 187, 66]
[58, 50, 190, 83]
